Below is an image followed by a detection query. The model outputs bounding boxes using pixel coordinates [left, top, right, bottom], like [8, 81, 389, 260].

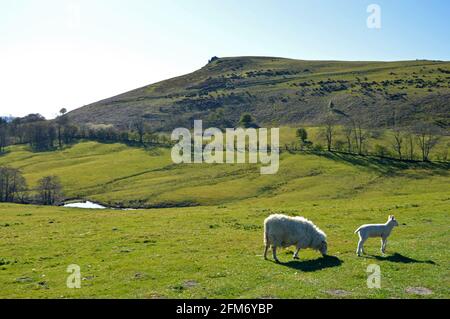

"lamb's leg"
[356, 240, 362, 256]
[264, 244, 269, 260]
[357, 235, 365, 256]
[272, 246, 279, 263]
[293, 248, 300, 260]
[381, 238, 387, 254]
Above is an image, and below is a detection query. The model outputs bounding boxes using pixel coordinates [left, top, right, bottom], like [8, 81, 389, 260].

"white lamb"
[355, 215, 399, 256]
[264, 214, 328, 263]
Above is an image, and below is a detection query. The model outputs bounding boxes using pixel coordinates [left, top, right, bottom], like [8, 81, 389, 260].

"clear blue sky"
[1, 0, 449, 117]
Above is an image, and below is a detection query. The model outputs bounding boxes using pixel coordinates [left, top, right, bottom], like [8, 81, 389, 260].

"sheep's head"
[388, 215, 399, 227]
[319, 240, 328, 256]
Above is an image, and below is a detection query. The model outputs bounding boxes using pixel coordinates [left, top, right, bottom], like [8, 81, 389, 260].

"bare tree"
[322, 114, 336, 152]
[36, 176, 63, 205]
[352, 117, 368, 155]
[343, 123, 353, 153]
[414, 124, 441, 162]
[0, 166, 28, 203]
[405, 131, 415, 160]
[391, 128, 404, 159]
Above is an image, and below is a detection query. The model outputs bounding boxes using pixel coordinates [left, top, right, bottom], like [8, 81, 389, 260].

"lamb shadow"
[366, 253, 436, 265]
[278, 255, 343, 272]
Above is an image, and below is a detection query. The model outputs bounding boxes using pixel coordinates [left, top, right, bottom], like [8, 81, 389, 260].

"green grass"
[0, 140, 449, 298]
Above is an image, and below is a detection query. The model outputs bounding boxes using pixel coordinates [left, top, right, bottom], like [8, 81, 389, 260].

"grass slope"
[0, 140, 449, 298]
[67, 57, 450, 130]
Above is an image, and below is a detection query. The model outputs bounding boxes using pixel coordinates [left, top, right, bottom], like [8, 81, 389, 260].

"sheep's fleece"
[264, 214, 327, 251]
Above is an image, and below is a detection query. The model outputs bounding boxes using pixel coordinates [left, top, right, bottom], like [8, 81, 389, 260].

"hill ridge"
[67, 56, 450, 131]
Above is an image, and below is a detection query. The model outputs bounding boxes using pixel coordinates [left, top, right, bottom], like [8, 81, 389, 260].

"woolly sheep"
[263, 214, 328, 263]
[355, 215, 399, 256]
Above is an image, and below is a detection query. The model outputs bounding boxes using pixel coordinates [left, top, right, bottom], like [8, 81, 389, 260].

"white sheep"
[355, 215, 399, 256]
[264, 214, 328, 263]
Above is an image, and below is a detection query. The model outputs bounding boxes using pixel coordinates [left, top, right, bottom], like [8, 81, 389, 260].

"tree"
[25, 121, 55, 151]
[56, 108, 69, 149]
[405, 131, 415, 160]
[351, 117, 369, 155]
[296, 128, 308, 143]
[343, 124, 353, 153]
[322, 114, 336, 152]
[296, 128, 312, 150]
[131, 118, 146, 145]
[0, 166, 27, 203]
[414, 124, 441, 162]
[0, 118, 8, 153]
[391, 128, 404, 160]
[239, 113, 257, 129]
[47, 123, 57, 149]
[62, 124, 79, 145]
[8, 114, 45, 145]
[36, 176, 63, 205]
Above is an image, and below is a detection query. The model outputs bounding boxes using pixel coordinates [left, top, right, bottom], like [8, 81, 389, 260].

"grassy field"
[0, 138, 449, 298]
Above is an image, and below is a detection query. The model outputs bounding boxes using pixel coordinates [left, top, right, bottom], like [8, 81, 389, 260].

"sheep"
[355, 215, 399, 256]
[263, 214, 328, 263]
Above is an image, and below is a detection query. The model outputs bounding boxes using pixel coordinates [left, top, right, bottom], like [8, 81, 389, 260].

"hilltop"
[67, 57, 450, 131]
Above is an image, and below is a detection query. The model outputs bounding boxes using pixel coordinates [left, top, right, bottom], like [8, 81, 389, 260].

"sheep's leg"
[293, 248, 300, 260]
[272, 246, 279, 263]
[356, 240, 362, 256]
[357, 236, 365, 256]
[381, 238, 387, 254]
[264, 244, 269, 260]
[356, 234, 364, 256]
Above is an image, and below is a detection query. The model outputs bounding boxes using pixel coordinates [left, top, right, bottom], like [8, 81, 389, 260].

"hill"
[67, 57, 450, 131]
[0, 141, 449, 298]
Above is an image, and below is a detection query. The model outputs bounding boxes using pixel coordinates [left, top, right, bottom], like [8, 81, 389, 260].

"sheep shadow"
[366, 253, 436, 265]
[277, 255, 343, 272]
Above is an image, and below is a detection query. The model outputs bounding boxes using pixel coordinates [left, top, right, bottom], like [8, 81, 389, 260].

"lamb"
[355, 215, 399, 256]
[263, 214, 328, 263]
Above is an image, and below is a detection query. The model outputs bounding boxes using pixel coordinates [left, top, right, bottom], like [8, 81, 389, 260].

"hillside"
[1, 129, 449, 208]
[0, 141, 449, 298]
[67, 57, 450, 131]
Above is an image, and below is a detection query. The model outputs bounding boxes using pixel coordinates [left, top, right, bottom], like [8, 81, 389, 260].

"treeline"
[1, 108, 447, 162]
[0, 109, 172, 153]
[0, 166, 63, 205]
[291, 106, 448, 162]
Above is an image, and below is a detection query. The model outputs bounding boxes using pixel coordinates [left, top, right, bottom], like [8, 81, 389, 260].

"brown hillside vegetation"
[67, 57, 450, 131]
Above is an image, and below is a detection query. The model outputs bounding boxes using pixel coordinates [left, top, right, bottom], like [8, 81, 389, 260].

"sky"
[1, 0, 449, 118]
